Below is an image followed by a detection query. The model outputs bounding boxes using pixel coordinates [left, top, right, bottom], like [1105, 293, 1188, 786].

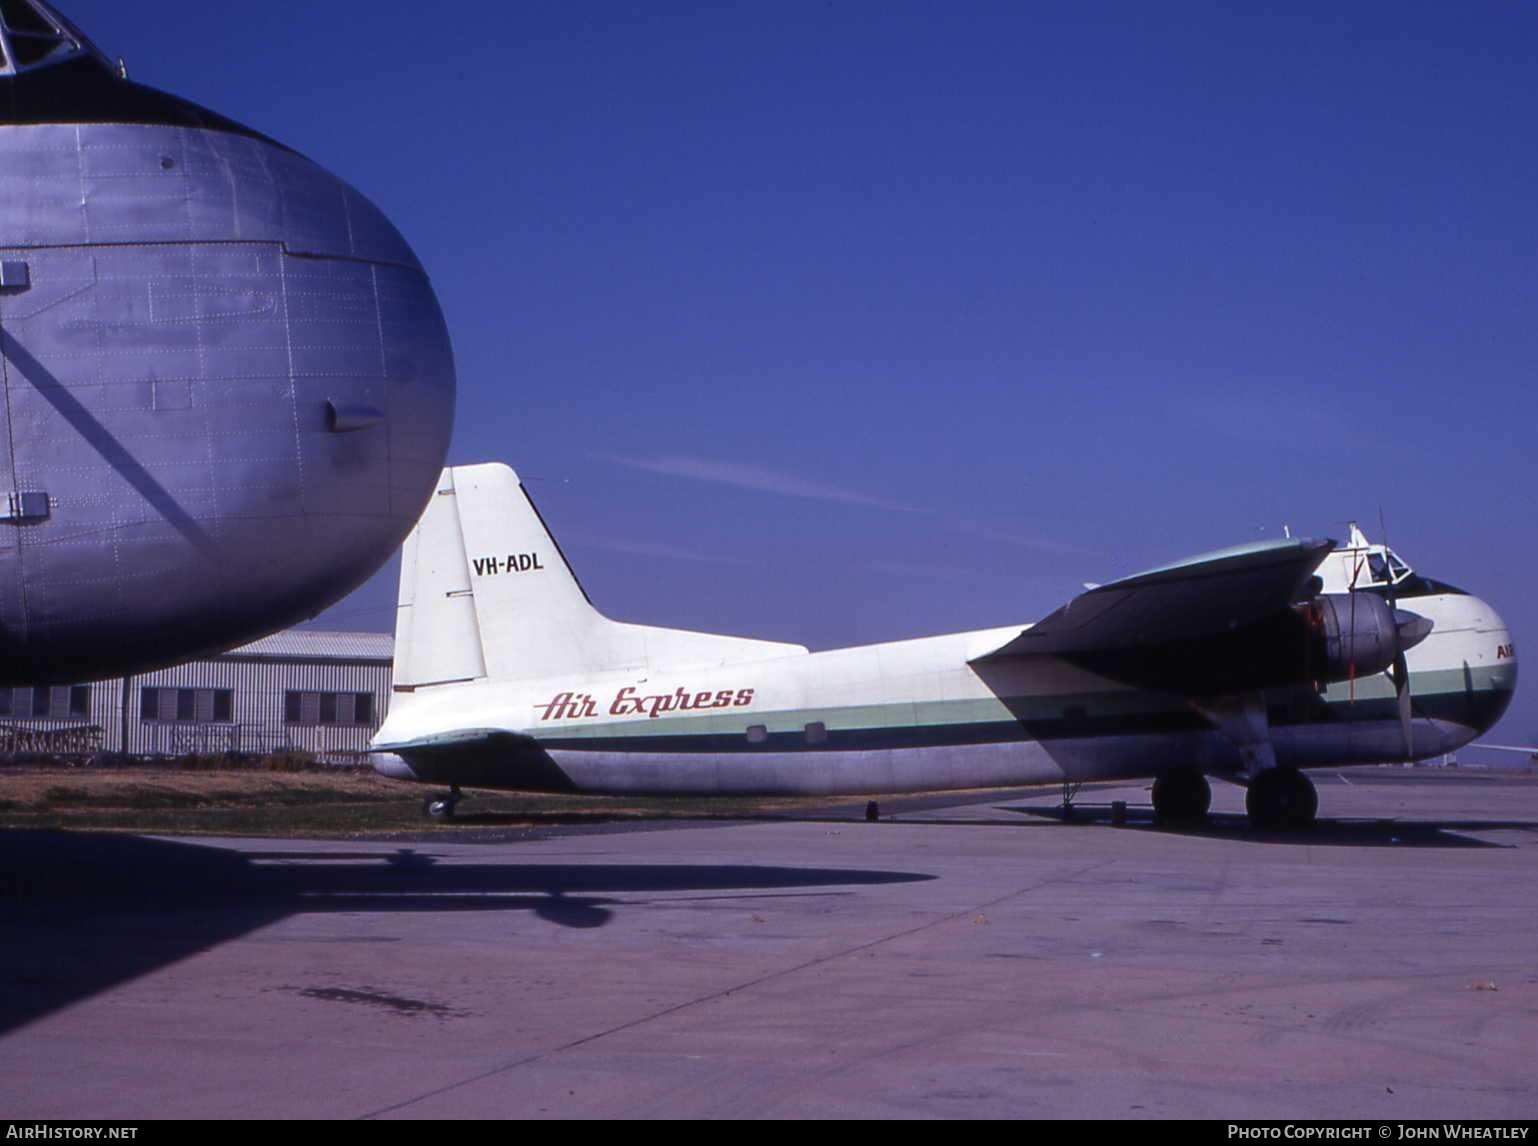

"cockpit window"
[1386, 551, 1411, 581]
[0, 0, 55, 37]
[1367, 552, 1390, 584]
[8, 32, 64, 68]
[0, 0, 99, 74]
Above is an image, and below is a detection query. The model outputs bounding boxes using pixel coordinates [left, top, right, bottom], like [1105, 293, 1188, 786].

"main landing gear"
[1151, 766, 1211, 826]
[1150, 765, 1319, 830]
[1245, 767, 1317, 831]
[422, 786, 462, 821]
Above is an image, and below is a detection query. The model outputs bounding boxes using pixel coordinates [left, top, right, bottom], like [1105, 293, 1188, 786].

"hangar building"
[0, 630, 393, 762]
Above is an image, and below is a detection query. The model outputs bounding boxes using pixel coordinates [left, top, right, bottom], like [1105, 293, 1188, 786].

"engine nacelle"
[1065, 589, 1432, 695]
[1300, 593, 1410, 682]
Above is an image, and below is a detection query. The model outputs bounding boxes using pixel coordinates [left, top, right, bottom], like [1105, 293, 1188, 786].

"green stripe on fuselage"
[529, 664, 1512, 752]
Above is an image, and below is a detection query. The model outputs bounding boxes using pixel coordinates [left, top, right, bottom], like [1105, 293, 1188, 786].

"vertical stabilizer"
[452, 463, 609, 682]
[392, 463, 808, 691]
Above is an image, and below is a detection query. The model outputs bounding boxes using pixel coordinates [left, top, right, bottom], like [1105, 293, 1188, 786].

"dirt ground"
[0, 764, 872, 836]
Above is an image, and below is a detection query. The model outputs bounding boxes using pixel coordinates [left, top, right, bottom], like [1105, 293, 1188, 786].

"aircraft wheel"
[423, 794, 458, 821]
[1245, 768, 1317, 830]
[1151, 767, 1211, 825]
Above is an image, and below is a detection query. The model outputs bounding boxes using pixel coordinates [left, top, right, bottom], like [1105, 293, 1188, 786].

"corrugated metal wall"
[0, 633, 394, 763]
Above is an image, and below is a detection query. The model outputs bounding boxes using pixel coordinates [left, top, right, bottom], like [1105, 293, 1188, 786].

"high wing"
[972, 537, 1337, 693]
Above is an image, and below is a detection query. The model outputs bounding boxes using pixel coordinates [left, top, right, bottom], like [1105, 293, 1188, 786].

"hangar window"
[140, 687, 233, 724]
[284, 691, 379, 728]
[0, 684, 90, 719]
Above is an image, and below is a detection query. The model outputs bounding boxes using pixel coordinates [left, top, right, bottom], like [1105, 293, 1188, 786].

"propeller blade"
[1347, 554, 1360, 702]
[1392, 651, 1414, 758]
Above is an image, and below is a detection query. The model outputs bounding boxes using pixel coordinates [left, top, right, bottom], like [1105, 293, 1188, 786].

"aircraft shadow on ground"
[0, 831, 933, 1035]
[997, 803, 1531, 848]
[439, 811, 788, 829]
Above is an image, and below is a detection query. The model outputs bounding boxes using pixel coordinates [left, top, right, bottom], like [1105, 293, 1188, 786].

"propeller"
[1346, 546, 1364, 703]
[1388, 612, 1433, 756]
[1378, 511, 1430, 759]
[1342, 516, 1431, 759]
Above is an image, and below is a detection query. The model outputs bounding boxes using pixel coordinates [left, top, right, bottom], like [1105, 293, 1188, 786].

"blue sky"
[70, 2, 1537, 747]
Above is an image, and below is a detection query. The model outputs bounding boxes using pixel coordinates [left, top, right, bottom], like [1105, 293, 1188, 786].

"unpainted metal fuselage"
[0, 3, 455, 682]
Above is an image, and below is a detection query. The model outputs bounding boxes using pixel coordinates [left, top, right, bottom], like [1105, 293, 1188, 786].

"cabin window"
[745, 724, 768, 745]
[804, 721, 827, 745]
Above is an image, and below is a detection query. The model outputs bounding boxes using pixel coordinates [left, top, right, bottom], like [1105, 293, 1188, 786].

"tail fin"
[392, 463, 806, 690]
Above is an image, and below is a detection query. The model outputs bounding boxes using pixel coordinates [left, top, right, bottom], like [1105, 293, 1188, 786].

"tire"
[1152, 767, 1211, 826]
[1245, 769, 1317, 830]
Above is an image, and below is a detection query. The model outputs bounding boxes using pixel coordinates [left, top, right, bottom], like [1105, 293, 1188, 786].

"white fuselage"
[374, 590, 1514, 796]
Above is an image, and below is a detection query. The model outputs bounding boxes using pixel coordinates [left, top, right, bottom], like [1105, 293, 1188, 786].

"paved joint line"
[355, 858, 1115, 1119]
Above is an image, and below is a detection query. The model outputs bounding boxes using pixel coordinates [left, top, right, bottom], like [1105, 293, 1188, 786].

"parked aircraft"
[0, 2, 455, 682]
[371, 464, 1517, 829]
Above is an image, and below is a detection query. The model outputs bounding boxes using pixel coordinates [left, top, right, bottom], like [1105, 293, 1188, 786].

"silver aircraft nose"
[0, 1, 456, 681]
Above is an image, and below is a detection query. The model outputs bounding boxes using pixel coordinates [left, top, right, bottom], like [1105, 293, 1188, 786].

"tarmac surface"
[1, 768, 1536, 1119]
